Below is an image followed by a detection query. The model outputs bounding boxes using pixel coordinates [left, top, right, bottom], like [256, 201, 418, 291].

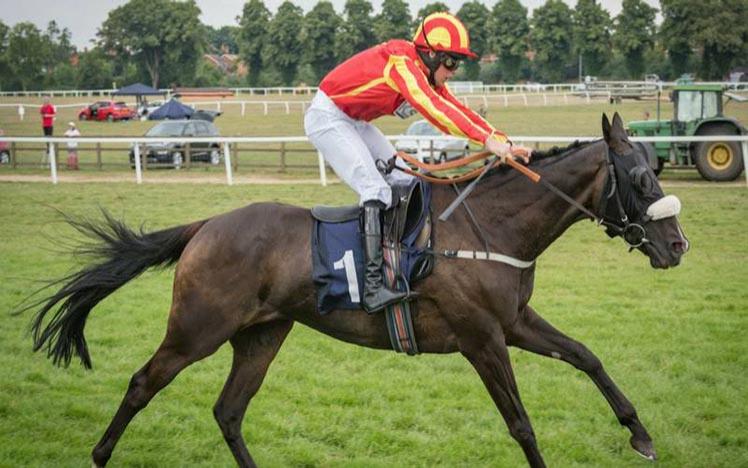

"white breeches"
[304, 91, 413, 207]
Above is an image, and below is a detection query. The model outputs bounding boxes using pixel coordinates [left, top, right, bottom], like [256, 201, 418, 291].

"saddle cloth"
[311, 179, 433, 314]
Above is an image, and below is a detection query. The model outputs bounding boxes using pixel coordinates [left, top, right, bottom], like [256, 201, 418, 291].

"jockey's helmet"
[412, 12, 478, 59]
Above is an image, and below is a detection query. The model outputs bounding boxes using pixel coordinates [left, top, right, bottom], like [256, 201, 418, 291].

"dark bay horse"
[29, 114, 688, 467]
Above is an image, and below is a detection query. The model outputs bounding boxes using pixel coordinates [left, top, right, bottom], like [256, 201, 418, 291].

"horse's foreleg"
[507, 305, 656, 461]
[462, 334, 546, 468]
[213, 319, 293, 468]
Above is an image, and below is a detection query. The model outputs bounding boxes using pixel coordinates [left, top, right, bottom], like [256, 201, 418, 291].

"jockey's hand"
[485, 138, 512, 163]
[485, 139, 533, 165]
[510, 145, 533, 164]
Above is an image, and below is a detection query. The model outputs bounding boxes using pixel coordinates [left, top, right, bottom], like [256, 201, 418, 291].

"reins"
[388, 144, 649, 261]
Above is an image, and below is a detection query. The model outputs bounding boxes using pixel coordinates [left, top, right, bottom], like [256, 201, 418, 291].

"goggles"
[440, 53, 463, 71]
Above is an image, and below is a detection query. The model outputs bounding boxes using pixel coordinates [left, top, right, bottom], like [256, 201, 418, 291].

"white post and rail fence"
[1, 135, 747, 186]
[1, 81, 745, 98]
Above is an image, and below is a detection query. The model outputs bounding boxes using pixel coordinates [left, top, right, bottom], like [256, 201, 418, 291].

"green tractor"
[628, 84, 746, 181]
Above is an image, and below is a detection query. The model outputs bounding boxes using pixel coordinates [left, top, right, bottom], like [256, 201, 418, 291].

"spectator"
[63, 122, 80, 170]
[0, 129, 9, 164]
[18, 105, 25, 121]
[40, 96, 56, 156]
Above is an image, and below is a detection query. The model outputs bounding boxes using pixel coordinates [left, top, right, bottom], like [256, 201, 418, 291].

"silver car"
[394, 119, 469, 163]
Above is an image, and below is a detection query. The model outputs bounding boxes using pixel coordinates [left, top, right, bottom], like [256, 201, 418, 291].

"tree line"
[0, 0, 746, 91]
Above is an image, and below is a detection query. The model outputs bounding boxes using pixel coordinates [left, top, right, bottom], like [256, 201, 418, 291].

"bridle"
[526, 145, 676, 251]
[598, 148, 651, 249]
[545, 145, 656, 250]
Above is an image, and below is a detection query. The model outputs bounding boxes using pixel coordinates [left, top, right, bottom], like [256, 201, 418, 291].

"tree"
[488, 0, 530, 83]
[304, 2, 341, 82]
[530, 0, 574, 83]
[692, 0, 748, 79]
[76, 48, 115, 89]
[456, 1, 490, 80]
[263, 1, 304, 85]
[238, 0, 270, 86]
[335, 0, 376, 62]
[0, 20, 11, 90]
[374, 0, 411, 43]
[45, 21, 75, 66]
[205, 25, 240, 54]
[659, 0, 697, 76]
[5, 22, 48, 90]
[661, 0, 748, 79]
[572, 0, 612, 77]
[613, 0, 657, 79]
[414, 2, 450, 26]
[97, 0, 204, 88]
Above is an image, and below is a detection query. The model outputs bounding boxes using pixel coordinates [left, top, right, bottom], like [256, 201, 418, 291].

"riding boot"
[362, 201, 409, 313]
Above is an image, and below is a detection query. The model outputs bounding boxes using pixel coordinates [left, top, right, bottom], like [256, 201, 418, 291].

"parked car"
[129, 120, 221, 168]
[191, 109, 222, 122]
[137, 100, 166, 119]
[394, 119, 469, 163]
[79, 100, 136, 122]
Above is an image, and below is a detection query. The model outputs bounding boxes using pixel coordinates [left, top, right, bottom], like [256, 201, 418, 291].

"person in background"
[40, 96, 56, 157]
[63, 121, 80, 170]
[0, 129, 9, 164]
[18, 104, 25, 121]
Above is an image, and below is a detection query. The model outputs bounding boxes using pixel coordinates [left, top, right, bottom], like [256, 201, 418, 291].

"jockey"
[305, 12, 532, 313]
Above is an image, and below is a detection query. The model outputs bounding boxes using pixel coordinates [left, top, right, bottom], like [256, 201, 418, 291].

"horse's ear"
[602, 114, 611, 142]
[610, 112, 629, 142]
[612, 113, 625, 134]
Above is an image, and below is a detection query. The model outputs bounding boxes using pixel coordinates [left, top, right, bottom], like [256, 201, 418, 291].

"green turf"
[0, 181, 746, 467]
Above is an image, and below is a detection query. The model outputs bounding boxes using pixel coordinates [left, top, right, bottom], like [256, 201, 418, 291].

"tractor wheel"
[694, 124, 743, 181]
[106, 114, 114, 122]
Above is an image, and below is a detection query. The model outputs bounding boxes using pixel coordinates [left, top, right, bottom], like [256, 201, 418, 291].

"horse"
[28, 113, 688, 467]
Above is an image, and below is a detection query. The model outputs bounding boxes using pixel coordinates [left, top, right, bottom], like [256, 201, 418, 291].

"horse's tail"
[27, 210, 207, 369]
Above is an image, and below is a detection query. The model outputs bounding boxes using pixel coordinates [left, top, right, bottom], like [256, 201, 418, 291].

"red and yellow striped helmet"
[412, 12, 478, 59]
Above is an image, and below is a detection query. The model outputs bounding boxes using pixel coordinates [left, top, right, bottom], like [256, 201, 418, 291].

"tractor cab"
[672, 85, 723, 134]
[628, 84, 745, 181]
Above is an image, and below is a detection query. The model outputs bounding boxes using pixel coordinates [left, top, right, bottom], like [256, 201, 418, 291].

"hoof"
[630, 436, 657, 461]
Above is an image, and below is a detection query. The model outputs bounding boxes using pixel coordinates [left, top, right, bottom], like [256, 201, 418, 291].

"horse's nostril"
[672, 241, 687, 254]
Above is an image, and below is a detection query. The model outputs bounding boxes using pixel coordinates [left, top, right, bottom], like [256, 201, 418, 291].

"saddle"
[311, 179, 433, 355]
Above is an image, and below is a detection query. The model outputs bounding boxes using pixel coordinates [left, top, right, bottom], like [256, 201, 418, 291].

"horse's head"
[601, 113, 689, 269]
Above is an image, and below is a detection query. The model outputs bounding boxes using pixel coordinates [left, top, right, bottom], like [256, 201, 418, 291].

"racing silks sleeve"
[439, 85, 509, 144]
[385, 55, 495, 145]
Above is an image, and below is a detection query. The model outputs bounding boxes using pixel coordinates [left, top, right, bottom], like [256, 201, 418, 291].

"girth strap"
[441, 249, 535, 269]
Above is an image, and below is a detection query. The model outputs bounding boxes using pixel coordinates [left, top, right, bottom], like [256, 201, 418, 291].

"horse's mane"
[530, 140, 592, 161]
[477, 139, 601, 182]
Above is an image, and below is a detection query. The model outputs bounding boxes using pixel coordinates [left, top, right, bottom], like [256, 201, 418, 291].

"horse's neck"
[433, 141, 608, 261]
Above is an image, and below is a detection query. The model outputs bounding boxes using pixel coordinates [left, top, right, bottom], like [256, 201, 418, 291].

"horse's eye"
[628, 166, 651, 195]
[640, 172, 654, 194]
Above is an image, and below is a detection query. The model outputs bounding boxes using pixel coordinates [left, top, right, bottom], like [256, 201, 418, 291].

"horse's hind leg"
[507, 305, 656, 461]
[213, 319, 293, 468]
[91, 313, 237, 467]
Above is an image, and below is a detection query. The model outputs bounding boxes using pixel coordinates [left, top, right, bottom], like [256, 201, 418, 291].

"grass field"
[1, 180, 747, 467]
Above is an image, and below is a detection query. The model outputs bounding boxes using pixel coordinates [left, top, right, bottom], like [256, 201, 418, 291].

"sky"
[1, 0, 661, 50]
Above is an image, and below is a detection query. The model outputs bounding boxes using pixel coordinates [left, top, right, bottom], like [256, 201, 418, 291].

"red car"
[78, 100, 136, 122]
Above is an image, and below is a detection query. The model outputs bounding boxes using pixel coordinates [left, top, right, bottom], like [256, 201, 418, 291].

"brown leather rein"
[394, 149, 541, 184]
